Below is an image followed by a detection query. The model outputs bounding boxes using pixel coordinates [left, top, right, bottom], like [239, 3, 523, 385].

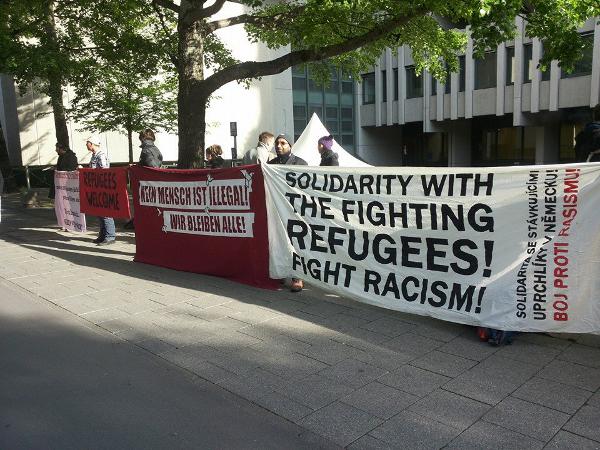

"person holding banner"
[86, 135, 116, 245]
[242, 131, 275, 165]
[317, 135, 340, 167]
[49, 143, 78, 200]
[269, 134, 307, 292]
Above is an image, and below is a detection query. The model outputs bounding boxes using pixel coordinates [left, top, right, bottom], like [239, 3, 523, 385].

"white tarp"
[262, 162, 600, 333]
[291, 113, 371, 167]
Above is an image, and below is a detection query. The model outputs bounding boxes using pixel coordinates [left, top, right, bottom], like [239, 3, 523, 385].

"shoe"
[93, 237, 104, 243]
[97, 239, 116, 246]
[124, 219, 135, 230]
[290, 279, 303, 292]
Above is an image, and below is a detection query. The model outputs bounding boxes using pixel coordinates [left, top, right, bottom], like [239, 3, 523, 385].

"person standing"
[317, 135, 339, 166]
[205, 144, 225, 168]
[49, 143, 79, 199]
[575, 106, 600, 162]
[138, 129, 163, 168]
[242, 131, 275, 164]
[268, 134, 307, 292]
[87, 135, 116, 245]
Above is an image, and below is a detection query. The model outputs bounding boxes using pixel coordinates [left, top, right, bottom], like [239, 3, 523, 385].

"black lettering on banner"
[282, 170, 497, 316]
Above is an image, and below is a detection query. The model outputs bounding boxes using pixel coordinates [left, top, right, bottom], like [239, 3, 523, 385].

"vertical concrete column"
[535, 125, 559, 164]
[531, 38, 542, 113]
[465, 29, 474, 119]
[437, 79, 444, 122]
[397, 46, 406, 125]
[450, 68, 459, 120]
[513, 17, 525, 126]
[385, 48, 393, 125]
[590, 20, 600, 107]
[549, 60, 560, 111]
[496, 43, 506, 116]
[375, 60, 382, 127]
[424, 70, 432, 132]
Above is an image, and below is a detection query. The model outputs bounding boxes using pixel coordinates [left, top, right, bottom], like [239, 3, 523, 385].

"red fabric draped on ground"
[129, 165, 277, 289]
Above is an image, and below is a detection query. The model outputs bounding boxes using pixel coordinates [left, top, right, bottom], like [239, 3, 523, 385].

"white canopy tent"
[290, 113, 371, 167]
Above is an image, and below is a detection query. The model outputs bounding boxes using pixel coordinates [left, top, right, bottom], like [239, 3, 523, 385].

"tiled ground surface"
[1, 192, 599, 449]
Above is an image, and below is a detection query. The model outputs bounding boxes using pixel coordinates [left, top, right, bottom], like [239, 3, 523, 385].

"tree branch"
[201, 8, 427, 95]
[206, 5, 305, 33]
[201, 0, 227, 18]
[152, 0, 179, 14]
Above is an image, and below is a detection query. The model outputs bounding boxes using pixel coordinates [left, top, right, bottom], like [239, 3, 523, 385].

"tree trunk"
[47, 75, 70, 148]
[177, 4, 208, 169]
[44, 0, 69, 148]
[127, 127, 133, 164]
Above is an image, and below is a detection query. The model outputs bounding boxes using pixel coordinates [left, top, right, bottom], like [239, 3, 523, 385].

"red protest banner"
[79, 167, 131, 219]
[129, 165, 277, 290]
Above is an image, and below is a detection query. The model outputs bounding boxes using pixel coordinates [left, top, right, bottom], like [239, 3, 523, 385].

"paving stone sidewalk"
[1, 192, 600, 449]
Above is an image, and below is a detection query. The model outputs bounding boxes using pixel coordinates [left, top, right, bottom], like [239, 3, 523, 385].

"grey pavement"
[1, 191, 600, 449]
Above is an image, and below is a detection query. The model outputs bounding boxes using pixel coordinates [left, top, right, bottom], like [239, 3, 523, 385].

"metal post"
[25, 165, 30, 190]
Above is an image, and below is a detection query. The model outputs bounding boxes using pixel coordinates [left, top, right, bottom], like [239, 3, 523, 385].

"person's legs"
[97, 217, 116, 245]
[94, 216, 106, 243]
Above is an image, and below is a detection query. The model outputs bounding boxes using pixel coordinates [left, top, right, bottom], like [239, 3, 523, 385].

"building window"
[473, 127, 535, 165]
[362, 72, 375, 104]
[559, 123, 584, 161]
[561, 32, 594, 78]
[381, 70, 387, 102]
[406, 66, 423, 98]
[523, 43, 533, 83]
[293, 65, 356, 150]
[506, 47, 515, 85]
[459, 56, 466, 92]
[393, 68, 399, 100]
[475, 51, 497, 89]
[431, 75, 437, 96]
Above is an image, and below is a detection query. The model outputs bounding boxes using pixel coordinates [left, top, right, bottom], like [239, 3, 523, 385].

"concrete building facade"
[355, 17, 600, 167]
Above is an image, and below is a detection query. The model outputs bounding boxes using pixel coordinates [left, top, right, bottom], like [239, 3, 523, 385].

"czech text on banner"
[130, 165, 277, 289]
[54, 170, 86, 232]
[262, 163, 600, 333]
[79, 167, 131, 219]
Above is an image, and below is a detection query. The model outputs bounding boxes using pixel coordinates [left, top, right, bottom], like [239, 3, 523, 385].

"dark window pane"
[382, 70, 387, 101]
[293, 105, 306, 117]
[506, 47, 515, 85]
[431, 76, 437, 95]
[326, 107, 338, 119]
[294, 119, 306, 135]
[325, 80, 339, 93]
[341, 134, 354, 146]
[393, 68, 399, 100]
[459, 56, 466, 92]
[326, 120, 339, 133]
[523, 43, 533, 83]
[362, 72, 375, 104]
[562, 32, 594, 78]
[406, 66, 423, 98]
[475, 51, 497, 89]
[341, 108, 353, 119]
[341, 81, 353, 94]
[341, 121, 353, 132]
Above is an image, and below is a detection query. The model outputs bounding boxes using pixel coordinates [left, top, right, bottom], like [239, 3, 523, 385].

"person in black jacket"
[268, 134, 307, 166]
[268, 134, 307, 292]
[49, 143, 79, 199]
[317, 135, 339, 166]
[139, 129, 163, 168]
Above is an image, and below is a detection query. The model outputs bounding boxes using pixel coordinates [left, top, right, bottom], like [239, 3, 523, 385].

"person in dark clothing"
[317, 135, 339, 166]
[125, 129, 164, 230]
[205, 144, 225, 168]
[575, 107, 600, 162]
[268, 134, 307, 292]
[138, 129, 163, 168]
[49, 143, 79, 200]
[268, 134, 307, 166]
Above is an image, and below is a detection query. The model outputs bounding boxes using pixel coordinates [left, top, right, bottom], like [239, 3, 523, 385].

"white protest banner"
[54, 170, 86, 232]
[262, 163, 600, 333]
